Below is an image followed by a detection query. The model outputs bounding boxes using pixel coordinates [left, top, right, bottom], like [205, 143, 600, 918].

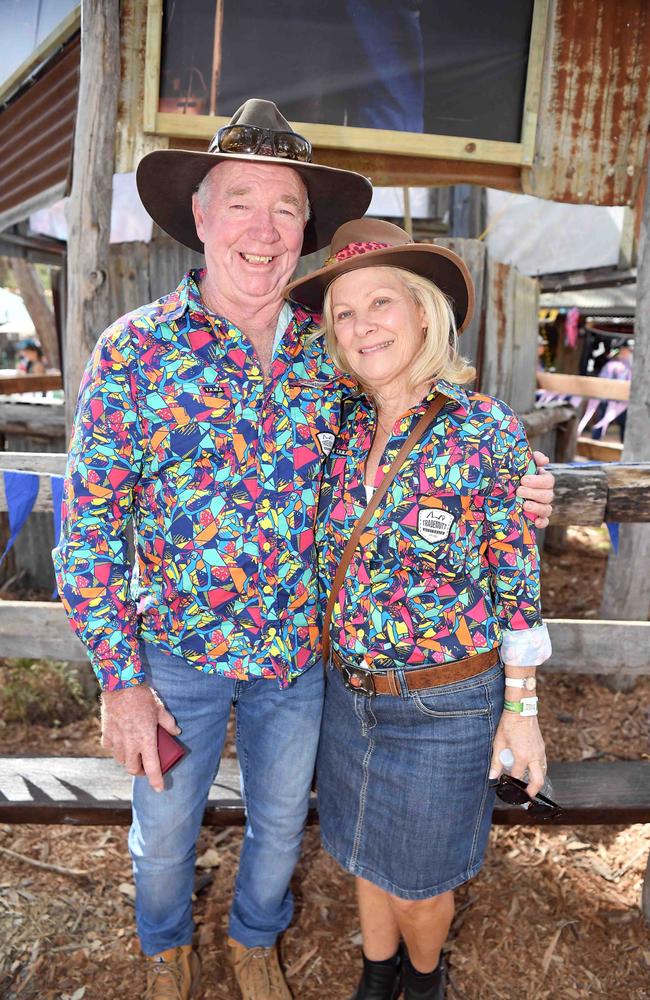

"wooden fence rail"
[1, 602, 648, 675]
[2, 452, 650, 676]
[536, 372, 630, 403]
[2, 454, 650, 526]
[0, 373, 63, 395]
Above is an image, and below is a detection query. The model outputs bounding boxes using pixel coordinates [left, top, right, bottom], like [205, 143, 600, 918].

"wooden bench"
[1, 755, 648, 919]
[1, 756, 648, 828]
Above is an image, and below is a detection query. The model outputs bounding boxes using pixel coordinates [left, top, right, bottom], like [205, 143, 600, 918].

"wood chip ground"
[1, 526, 649, 999]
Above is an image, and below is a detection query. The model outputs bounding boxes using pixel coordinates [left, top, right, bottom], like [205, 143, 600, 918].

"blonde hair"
[319, 265, 475, 394]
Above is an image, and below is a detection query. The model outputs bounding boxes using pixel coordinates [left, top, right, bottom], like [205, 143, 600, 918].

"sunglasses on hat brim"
[212, 124, 312, 162]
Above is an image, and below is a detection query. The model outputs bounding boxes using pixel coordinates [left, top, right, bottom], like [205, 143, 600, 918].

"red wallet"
[157, 725, 185, 774]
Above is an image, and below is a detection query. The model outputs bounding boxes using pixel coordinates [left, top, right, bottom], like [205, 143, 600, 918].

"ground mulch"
[1, 526, 649, 999]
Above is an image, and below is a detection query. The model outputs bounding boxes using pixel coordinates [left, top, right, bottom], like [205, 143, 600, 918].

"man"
[54, 99, 554, 1000]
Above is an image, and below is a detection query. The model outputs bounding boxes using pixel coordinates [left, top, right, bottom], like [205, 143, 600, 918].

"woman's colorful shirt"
[317, 380, 550, 670]
[53, 270, 345, 690]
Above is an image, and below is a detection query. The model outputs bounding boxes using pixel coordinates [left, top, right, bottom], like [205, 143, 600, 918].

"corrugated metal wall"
[526, 0, 650, 205]
[0, 33, 80, 218]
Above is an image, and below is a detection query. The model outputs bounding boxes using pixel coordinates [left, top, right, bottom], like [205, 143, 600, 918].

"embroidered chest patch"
[417, 508, 456, 543]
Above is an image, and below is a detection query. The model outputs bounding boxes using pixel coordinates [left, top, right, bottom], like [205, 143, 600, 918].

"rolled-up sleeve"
[52, 321, 145, 690]
[483, 407, 551, 666]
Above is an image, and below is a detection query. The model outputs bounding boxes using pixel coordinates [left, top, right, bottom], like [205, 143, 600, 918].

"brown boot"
[144, 945, 201, 1000]
[228, 937, 293, 1000]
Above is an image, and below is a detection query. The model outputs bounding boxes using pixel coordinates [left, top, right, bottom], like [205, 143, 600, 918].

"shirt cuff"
[89, 647, 145, 691]
[500, 623, 552, 667]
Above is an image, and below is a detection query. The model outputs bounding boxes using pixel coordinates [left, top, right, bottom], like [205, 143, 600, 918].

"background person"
[16, 338, 46, 374]
[286, 219, 552, 1000]
[590, 340, 633, 442]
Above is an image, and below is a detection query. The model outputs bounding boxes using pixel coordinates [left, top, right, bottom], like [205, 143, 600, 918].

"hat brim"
[284, 244, 475, 333]
[136, 149, 372, 257]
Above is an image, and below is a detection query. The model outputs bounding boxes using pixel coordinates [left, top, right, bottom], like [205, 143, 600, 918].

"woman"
[285, 220, 552, 1000]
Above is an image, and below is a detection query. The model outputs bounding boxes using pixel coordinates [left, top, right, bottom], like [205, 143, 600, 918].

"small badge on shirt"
[317, 432, 336, 456]
[418, 508, 455, 543]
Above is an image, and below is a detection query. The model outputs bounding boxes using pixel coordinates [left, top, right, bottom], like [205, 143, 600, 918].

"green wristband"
[504, 696, 538, 717]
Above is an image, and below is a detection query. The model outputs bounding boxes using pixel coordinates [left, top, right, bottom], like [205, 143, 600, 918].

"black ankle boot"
[348, 950, 402, 1000]
[402, 952, 447, 999]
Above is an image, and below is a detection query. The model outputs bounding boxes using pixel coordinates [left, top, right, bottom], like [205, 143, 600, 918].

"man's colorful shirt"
[53, 270, 345, 690]
[316, 380, 550, 670]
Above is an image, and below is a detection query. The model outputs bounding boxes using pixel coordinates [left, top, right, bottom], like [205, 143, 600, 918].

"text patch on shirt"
[317, 431, 336, 456]
[418, 507, 455, 543]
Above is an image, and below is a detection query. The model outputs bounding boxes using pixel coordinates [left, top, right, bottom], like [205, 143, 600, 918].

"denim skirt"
[316, 659, 504, 899]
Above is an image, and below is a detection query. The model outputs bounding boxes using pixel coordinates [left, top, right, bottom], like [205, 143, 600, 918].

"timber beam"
[0, 602, 649, 676]
[548, 462, 650, 525]
[1, 457, 649, 526]
[0, 402, 66, 439]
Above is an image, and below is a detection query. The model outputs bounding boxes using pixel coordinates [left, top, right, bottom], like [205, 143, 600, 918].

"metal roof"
[0, 32, 79, 228]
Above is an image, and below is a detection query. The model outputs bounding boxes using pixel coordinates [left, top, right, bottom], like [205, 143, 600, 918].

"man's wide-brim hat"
[136, 99, 372, 257]
[284, 219, 475, 332]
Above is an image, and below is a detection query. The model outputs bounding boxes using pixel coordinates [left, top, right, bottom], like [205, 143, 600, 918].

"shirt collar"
[426, 378, 469, 417]
[346, 378, 470, 420]
[159, 268, 314, 340]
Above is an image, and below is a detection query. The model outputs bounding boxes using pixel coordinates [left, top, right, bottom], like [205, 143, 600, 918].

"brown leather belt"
[331, 647, 500, 697]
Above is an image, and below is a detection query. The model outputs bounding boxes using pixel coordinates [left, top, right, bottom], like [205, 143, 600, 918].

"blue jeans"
[129, 642, 324, 955]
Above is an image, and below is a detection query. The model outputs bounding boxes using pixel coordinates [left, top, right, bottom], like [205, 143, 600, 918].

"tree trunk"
[64, 0, 120, 433]
[9, 258, 60, 371]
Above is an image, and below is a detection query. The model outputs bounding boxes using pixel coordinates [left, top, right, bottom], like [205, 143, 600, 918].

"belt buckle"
[341, 662, 375, 696]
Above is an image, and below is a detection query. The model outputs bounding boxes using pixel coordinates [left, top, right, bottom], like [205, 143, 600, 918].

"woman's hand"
[489, 711, 547, 798]
[516, 451, 555, 529]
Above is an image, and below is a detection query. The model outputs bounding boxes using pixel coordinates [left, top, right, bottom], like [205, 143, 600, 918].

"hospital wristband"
[503, 696, 539, 717]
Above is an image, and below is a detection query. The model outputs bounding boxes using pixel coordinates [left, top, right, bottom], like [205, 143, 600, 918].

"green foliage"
[0, 659, 97, 726]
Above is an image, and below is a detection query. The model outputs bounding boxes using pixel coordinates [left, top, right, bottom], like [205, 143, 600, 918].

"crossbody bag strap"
[322, 392, 448, 667]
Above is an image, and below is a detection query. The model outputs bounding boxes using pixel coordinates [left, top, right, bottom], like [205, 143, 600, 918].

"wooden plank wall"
[481, 260, 539, 413]
[433, 238, 487, 378]
[107, 235, 204, 325]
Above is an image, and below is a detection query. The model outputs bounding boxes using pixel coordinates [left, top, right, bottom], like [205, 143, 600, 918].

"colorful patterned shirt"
[53, 270, 345, 690]
[316, 380, 551, 670]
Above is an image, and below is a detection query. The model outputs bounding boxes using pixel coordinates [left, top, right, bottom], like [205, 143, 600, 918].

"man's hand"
[101, 684, 180, 792]
[517, 450, 555, 529]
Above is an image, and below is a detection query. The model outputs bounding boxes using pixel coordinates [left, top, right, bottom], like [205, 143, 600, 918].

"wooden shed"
[0, 0, 649, 615]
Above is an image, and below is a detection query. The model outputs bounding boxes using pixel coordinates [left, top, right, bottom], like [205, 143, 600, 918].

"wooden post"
[543, 407, 580, 553]
[209, 0, 225, 116]
[598, 153, 650, 692]
[8, 258, 60, 371]
[64, 0, 120, 434]
[402, 187, 413, 238]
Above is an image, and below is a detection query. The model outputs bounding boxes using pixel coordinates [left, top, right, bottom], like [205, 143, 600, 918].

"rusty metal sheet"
[525, 0, 650, 205]
[0, 33, 80, 218]
[115, 0, 169, 173]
